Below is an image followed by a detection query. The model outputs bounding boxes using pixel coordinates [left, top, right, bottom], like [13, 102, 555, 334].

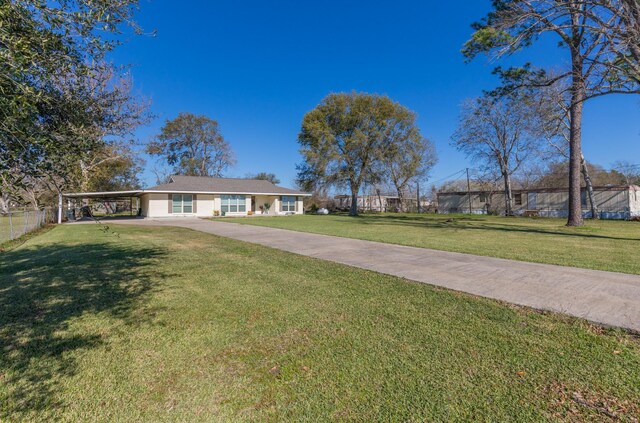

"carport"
[59, 190, 143, 223]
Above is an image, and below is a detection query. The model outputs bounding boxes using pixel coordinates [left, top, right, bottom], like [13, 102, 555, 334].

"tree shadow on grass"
[345, 214, 640, 241]
[0, 240, 170, 419]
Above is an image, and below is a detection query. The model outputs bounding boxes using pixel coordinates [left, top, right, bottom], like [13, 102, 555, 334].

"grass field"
[1, 224, 639, 421]
[231, 213, 640, 274]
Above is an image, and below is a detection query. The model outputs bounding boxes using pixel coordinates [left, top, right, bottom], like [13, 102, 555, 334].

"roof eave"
[143, 189, 312, 196]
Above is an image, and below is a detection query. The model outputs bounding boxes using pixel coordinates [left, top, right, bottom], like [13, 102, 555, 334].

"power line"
[428, 168, 469, 185]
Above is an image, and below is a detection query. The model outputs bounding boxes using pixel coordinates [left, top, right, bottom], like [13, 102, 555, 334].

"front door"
[528, 192, 537, 209]
[251, 196, 256, 213]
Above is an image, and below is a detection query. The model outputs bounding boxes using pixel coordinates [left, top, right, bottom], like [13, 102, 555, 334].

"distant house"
[63, 175, 310, 218]
[334, 194, 430, 212]
[436, 185, 640, 219]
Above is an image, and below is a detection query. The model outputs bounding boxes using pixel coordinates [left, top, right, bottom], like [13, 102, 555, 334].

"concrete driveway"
[84, 217, 640, 332]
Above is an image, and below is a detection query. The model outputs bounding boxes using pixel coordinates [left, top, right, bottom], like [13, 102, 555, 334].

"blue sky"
[111, 0, 640, 189]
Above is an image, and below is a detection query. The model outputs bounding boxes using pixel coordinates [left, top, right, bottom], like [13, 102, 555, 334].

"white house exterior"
[64, 175, 310, 218]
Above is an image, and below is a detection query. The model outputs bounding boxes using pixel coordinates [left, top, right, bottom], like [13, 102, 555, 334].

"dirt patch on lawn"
[546, 382, 639, 422]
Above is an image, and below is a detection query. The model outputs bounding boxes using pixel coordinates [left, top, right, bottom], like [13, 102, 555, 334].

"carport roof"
[62, 190, 143, 199]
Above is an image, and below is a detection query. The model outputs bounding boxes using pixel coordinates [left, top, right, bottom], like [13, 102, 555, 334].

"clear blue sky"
[110, 0, 640, 189]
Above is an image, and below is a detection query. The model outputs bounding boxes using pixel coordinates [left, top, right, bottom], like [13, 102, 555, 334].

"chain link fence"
[0, 208, 58, 244]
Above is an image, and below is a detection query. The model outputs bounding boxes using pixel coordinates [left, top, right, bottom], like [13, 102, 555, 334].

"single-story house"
[62, 175, 310, 218]
[437, 185, 640, 219]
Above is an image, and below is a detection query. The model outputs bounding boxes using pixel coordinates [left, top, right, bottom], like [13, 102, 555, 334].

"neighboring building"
[334, 194, 430, 212]
[63, 175, 310, 218]
[437, 185, 640, 219]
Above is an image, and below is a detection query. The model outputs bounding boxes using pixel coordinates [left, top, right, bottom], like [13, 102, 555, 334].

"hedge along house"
[62, 175, 310, 219]
[436, 185, 640, 220]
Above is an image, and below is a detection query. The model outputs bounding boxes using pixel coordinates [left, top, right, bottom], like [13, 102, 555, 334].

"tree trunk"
[567, 20, 585, 227]
[581, 154, 598, 219]
[503, 171, 513, 216]
[80, 160, 90, 192]
[397, 190, 404, 213]
[0, 192, 9, 214]
[567, 94, 585, 226]
[349, 190, 358, 216]
[377, 190, 383, 212]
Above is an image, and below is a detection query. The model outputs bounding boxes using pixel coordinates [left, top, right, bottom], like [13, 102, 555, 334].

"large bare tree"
[452, 95, 541, 215]
[463, 0, 640, 226]
[533, 81, 602, 218]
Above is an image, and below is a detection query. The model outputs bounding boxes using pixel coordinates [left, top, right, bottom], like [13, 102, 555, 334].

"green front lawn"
[232, 213, 640, 274]
[1, 224, 639, 421]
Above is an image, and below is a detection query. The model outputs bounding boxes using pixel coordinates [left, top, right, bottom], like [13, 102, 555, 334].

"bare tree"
[535, 81, 600, 218]
[381, 122, 437, 211]
[612, 160, 640, 184]
[452, 95, 541, 215]
[464, 0, 640, 226]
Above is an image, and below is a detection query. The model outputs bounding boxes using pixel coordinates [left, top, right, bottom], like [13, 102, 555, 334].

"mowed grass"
[232, 213, 640, 274]
[1, 225, 640, 422]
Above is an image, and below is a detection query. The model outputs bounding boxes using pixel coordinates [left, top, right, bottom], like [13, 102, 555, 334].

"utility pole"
[466, 168, 472, 214]
[416, 182, 421, 213]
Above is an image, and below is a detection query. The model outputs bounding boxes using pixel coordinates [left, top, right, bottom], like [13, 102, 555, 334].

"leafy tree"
[82, 144, 143, 192]
[463, 0, 640, 226]
[298, 92, 430, 216]
[1, 0, 143, 199]
[452, 94, 541, 215]
[147, 113, 235, 177]
[249, 172, 280, 184]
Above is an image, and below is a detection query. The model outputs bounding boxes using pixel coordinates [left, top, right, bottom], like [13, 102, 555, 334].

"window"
[281, 196, 296, 212]
[172, 194, 193, 213]
[514, 193, 522, 206]
[221, 195, 246, 213]
[581, 190, 588, 208]
[479, 193, 487, 203]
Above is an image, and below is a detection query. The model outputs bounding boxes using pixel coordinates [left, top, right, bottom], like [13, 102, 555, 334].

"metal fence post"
[8, 211, 13, 240]
[58, 193, 63, 224]
[24, 211, 29, 236]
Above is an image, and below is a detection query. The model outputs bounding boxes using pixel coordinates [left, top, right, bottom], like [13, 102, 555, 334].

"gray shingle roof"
[146, 175, 309, 196]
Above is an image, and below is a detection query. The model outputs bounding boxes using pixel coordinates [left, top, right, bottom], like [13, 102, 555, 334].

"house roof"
[437, 185, 640, 196]
[146, 175, 310, 196]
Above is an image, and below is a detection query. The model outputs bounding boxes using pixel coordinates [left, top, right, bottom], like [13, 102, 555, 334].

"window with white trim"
[172, 194, 193, 213]
[221, 195, 246, 213]
[281, 196, 296, 212]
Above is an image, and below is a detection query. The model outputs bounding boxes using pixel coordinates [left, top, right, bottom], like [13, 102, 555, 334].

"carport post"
[58, 192, 63, 224]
